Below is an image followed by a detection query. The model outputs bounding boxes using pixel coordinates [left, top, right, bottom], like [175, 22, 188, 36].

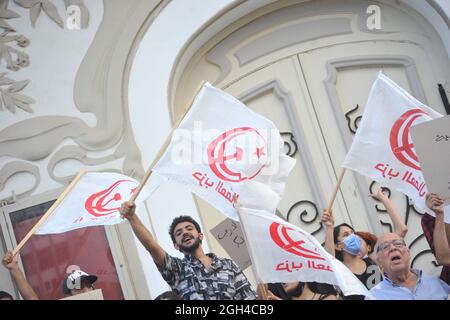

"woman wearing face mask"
[321, 188, 407, 297]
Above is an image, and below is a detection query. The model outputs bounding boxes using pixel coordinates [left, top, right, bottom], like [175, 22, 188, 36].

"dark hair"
[288, 282, 338, 299]
[169, 216, 202, 243]
[355, 231, 378, 254]
[308, 282, 338, 296]
[267, 283, 291, 300]
[333, 223, 354, 261]
[289, 282, 304, 298]
[0, 291, 13, 300]
[154, 289, 182, 300]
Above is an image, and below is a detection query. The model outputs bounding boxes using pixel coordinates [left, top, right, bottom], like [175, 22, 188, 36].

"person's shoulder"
[367, 282, 389, 300]
[369, 281, 383, 291]
[420, 271, 448, 286]
[163, 252, 186, 267]
[209, 252, 229, 262]
[417, 269, 439, 281]
[369, 279, 388, 294]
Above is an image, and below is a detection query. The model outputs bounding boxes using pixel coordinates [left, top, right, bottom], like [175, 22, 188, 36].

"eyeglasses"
[376, 239, 406, 253]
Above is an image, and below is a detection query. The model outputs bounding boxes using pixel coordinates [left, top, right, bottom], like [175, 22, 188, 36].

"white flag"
[36, 172, 161, 234]
[153, 83, 296, 220]
[238, 207, 371, 298]
[343, 72, 443, 215]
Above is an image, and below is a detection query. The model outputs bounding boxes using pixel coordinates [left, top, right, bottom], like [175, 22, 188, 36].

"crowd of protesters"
[2, 191, 449, 300]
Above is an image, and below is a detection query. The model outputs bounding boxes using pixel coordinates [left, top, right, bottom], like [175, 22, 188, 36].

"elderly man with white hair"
[368, 232, 450, 300]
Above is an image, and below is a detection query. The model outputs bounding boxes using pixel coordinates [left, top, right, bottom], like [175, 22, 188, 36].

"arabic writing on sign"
[217, 221, 245, 248]
[217, 221, 237, 239]
[192, 171, 240, 207]
[435, 134, 450, 142]
[374, 163, 426, 197]
[211, 219, 252, 270]
[275, 260, 333, 273]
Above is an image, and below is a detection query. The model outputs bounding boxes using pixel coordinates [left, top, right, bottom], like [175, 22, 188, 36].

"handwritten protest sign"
[211, 218, 251, 270]
[411, 115, 450, 206]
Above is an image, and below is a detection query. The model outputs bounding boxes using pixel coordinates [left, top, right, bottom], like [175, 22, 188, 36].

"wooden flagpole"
[129, 80, 206, 203]
[326, 168, 346, 211]
[12, 169, 87, 256]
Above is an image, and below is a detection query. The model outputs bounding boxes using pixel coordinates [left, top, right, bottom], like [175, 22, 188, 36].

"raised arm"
[426, 193, 450, 266]
[2, 251, 39, 300]
[120, 201, 167, 268]
[370, 189, 408, 237]
[321, 209, 335, 257]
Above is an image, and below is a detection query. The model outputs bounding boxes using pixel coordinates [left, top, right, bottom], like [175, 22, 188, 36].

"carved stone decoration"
[0, 0, 30, 71]
[286, 200, 323, 237]
[0, 35, 29, 71]
[0, 72, 34, 113]
[0, 161, 40, 204]
[409, 234, 439, 269]
[64, 0, 89, 29]
[280, 132, 298, 158]
[14, 0, 64, 28]
[47, 145, 119, 182]
[0, 0, 19, 32]
[204, 1, 395, 84]
[344, 104, 362, 135]
[0, 0, 169, 204]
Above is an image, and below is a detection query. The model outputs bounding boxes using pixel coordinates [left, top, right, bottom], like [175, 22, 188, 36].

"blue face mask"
[343, 233, 362, 256]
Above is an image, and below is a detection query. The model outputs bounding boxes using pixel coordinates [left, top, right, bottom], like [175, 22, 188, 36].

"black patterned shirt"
[158, 252, 257, 300]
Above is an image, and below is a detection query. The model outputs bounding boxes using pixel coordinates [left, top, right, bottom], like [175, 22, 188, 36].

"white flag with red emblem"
[36, 172, 161, 234]
[238, 207, 370, 297]
[152, 83, 296, 220]
[343, 72, 443, 214]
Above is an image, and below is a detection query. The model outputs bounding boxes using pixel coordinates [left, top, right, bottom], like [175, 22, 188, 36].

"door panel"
[176, 0, 450, 278]
[299, 41, 447, 275]
[223, 56, 353, 242]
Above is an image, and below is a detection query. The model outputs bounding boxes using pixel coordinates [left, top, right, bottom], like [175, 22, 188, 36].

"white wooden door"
[176, 0, 450, 277]
[223, 56, 356, 243]
[298, 40, 448, 275]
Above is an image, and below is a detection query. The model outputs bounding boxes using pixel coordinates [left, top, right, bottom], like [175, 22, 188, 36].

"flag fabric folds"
[36, 172, 158, 234]
[238, 207, 371, 298]
[343, 72, 443, 214]
[153, 83, 296, 220]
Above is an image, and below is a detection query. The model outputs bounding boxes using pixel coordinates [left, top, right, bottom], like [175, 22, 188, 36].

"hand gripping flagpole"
[326, 168, 346, 212]
[234, 201, 269, 300]
[128, 81, 207, 203]
[12, 169, 87, 257]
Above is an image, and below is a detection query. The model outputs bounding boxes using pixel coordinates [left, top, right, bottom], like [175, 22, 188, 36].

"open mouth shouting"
[389, 252, 403, 264]
[182, 235, 194, 245]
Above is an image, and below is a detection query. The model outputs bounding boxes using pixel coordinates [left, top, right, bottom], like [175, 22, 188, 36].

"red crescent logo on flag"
[85, 180, 136, 217]
[389, 109, 431, 171]
[269, 222, 325, 260]
[207, 127, 267, 183]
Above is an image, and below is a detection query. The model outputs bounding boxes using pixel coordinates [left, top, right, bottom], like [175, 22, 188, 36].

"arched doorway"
[171, 0, 450, 276]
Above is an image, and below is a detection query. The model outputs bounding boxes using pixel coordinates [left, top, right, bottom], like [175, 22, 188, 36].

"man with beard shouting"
[120, 201, 256, 300]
